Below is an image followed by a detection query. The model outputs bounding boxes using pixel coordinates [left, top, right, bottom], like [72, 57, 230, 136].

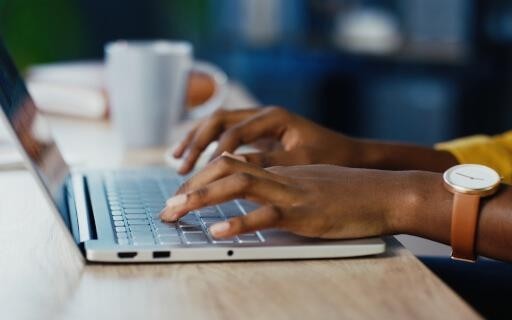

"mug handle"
[187, 61, 228, 119]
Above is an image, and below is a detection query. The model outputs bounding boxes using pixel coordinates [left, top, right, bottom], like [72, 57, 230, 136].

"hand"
[160, 154, 418, 239]
[185, 72, 215, 108]
[172, 107, 365, 174]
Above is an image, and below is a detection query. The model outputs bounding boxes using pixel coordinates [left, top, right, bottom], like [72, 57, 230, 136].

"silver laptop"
[0, 41, 385, 262]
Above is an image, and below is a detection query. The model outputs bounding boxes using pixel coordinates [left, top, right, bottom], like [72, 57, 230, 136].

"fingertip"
[177, 166, 188, 175]
[178, 163, 193, 175]
[159, 209, 177, 222]
[209, 221, 231, 238]
[172, 144, 186, 158]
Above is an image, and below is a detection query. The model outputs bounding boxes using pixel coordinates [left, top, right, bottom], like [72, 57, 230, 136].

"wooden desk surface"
[0, 115, 480, 320]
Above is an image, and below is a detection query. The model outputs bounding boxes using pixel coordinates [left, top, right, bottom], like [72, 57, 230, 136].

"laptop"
[0, 41, 385, 262]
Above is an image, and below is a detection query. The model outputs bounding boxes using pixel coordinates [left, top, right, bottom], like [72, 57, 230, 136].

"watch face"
[444, 164, 500, 193]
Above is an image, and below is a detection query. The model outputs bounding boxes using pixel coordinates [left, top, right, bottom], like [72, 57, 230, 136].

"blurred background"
[1, 0, 512, 145]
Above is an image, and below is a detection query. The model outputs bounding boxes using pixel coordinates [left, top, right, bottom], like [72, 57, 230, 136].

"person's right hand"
[173, 107, 366, 174]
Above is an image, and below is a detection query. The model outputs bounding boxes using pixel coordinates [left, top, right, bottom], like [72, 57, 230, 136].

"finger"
[178, 119, 225, 174]
[242, 147, 315, 167]
[221, 151, 247, 163]
[176, 154, 281, 196]
[160, 172, 292, 221]
[209, 205, 282, 238]
[178, 109, 259, 174]
[242, 150, 297, 167]
[173, 125, 199, 158]
[209, 107, 289, 161]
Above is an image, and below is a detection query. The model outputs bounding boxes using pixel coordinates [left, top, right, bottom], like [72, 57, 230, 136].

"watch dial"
[445, 164, 500, 191]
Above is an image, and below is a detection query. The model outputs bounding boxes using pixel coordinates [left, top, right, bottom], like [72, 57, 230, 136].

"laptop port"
[118, 252, 137, 259]
[153, 251, 171, 259]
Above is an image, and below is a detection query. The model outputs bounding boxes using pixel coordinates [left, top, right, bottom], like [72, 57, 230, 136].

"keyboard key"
[124, 209, 146, 214]
[115, 226, 126, 232]
[111, 210, 122, 216]
[218, 202, 243, 217]
[197, 213, 223, 219]
[131, 231, 153, 239]
[155, 228, 179, 236]
[211, 237, 236, 244]
[154, 221, 177, 228]
[123, 204, 145, 209]
[114, 221, 125, 227]
[237, 200, 260, 214]
[110, 206, 122, 211]
[201, 217, 225, 224]
[129, 225, 151, 232]
[112, 216, 123, 221]
[178, 219, 201, 226]
[238, 234, 261, 243]
[180, 225, 203, 233]
[125, 213, 147, 219]
[117, 238, 130, 245]
[184, 233, 208, 244]
[158, 235, 181, 245]
[197, 207, 222, 218]
[145, 200, 165, 206]
[121, 199, 141, 204]
[133, 239, 155, 246]
[127, 219, 149, 225]
[150, 212, 163, 219]
[116, 232, 128, 238]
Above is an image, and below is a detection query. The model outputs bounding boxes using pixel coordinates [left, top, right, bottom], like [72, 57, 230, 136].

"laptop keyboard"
[103, 172, 264, 246]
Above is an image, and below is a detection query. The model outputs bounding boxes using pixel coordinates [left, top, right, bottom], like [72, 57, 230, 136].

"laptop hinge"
[71, 173, 97, 242]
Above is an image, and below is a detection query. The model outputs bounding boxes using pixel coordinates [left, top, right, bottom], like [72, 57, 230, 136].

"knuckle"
[189, 187, 209, 205]
[267, 106, 288, 117]
[268, 205, 284, 224]
[234, 172, 255, 189]
[177, 181, 189, 193]
[213, 155, 235, 170]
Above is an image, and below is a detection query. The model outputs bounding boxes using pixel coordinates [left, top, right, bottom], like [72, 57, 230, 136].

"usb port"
[118, 252, 137, 259]
[153, 251, 171, 259]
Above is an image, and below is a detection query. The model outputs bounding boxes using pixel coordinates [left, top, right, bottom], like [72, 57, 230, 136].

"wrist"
[356, 139, 388, 169]
[385, 171, 451, 239]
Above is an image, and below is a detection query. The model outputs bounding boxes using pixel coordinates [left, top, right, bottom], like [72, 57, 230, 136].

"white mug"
[105, 40, 227, 148]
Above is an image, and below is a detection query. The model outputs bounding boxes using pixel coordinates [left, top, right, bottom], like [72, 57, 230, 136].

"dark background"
[1, 0, 512, 145]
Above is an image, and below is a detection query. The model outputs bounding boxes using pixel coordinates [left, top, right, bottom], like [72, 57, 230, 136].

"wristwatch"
[443, 164, 501, 262]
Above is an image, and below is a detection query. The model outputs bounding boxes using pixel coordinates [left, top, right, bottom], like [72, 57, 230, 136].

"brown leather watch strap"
[450, 193, 481, 261]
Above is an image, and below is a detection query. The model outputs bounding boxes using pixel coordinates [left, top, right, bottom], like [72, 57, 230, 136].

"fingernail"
[159, 209, 174, 221]
[222, 151, 247, 163]
[209, 221, 230, 237]
[165, 194, 187, 208]
[178, 164, 188, 175]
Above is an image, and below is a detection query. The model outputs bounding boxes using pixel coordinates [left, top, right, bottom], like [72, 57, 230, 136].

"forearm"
[359, 140, 458, 172]
[391, 171, 512, 262]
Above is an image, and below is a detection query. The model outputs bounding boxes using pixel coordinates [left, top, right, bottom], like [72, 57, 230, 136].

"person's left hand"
[160, 153, 419, 239]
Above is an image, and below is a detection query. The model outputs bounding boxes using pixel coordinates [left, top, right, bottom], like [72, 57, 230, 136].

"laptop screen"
[0, 41, 70, 227]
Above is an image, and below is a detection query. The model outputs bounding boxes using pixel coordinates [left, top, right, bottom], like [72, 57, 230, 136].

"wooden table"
[0, 93, 481, 320]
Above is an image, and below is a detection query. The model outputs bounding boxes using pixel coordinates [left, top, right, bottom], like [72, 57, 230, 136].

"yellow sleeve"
[435, 131, 512, 184]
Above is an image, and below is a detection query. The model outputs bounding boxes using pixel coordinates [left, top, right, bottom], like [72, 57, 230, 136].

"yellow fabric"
[435, 131, 512, 184]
